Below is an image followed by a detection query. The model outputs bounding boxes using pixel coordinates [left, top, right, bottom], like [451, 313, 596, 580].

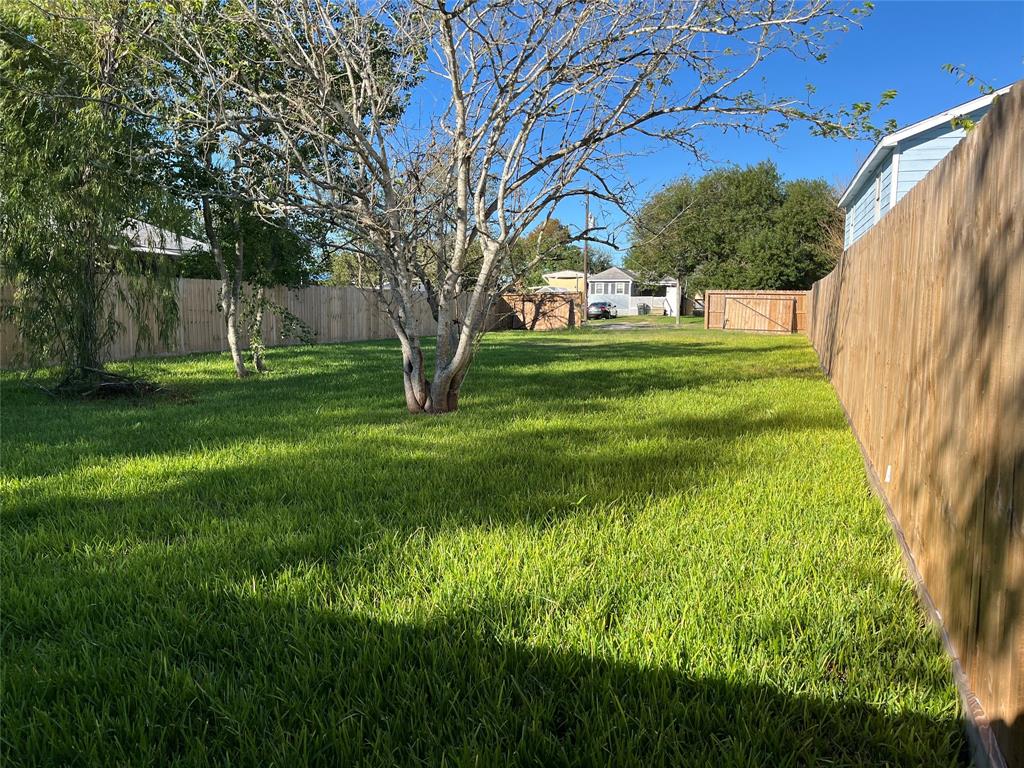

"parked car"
[587, 301, 618, 320]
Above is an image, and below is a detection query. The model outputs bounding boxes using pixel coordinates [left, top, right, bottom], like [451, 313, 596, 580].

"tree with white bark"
[151, 0, 878, 411]
[140, 6, 316, 377]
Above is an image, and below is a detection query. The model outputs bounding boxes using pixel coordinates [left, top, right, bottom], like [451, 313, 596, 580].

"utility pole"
[581, 189, 590, 325]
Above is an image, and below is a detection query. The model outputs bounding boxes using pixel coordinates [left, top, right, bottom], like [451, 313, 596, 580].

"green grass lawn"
[585, 313, 700, 327]
[1, 323, 964, 766]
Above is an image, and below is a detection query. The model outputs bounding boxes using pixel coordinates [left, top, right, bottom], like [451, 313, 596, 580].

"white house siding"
[589, 280, 679, 316]
[628, 295, 673, 316]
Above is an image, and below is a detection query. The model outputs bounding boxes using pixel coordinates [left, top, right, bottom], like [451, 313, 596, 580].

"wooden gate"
[704, 290, 808, 333]
[722, 296, 796, 333]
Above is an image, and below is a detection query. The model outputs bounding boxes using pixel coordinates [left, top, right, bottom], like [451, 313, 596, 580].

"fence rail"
[808, 82, 1023, 767]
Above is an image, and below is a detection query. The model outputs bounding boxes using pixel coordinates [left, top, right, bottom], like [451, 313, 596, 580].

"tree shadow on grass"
[2, 577, 967, 766]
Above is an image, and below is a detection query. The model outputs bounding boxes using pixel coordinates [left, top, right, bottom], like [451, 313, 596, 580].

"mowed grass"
[1, 322, 964, 766]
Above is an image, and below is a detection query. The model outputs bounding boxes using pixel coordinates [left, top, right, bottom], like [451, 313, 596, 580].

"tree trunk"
[394, 241, 492, 414]
[400, 337, 469, 414]
[251, 286, 268, 373]
[201, 194, 248, 378]
[430, 364, 468, 413]
[76, 248, 103, 377]
[63, 186, 105, 384]
[675, 270, 686, 327]
[426, 299, 480, 413]
[224, 293, 248, 378]
[229, 208, 248, 377]
[401, 344, 431, 413]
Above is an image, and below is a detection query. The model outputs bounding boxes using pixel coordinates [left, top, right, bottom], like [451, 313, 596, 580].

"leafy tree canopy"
[505, 219, 614, 288]
[510, 220, 582, 287]
[626, 162, 842, 293]
[175, 206, 325, 288]
[587, 248, 616, 278]
[0, 0, 178, 384]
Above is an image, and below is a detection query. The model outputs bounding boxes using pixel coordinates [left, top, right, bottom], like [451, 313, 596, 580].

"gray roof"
[590, 266, 637, 282]
[125, 219, 208, 256]
[528, 285, 573, 293]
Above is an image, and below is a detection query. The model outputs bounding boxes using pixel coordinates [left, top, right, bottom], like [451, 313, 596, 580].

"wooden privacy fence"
[808, 83, 1023, 767]
[0, 279, 582, 368]
[0, 279, 521, 368]
[704, 290, 808, 333]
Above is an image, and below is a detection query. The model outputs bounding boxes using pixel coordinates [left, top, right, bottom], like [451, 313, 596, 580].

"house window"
[615, 282, 626, 295]
[594, 283, 604, 294]
[874, 175, 881, 221]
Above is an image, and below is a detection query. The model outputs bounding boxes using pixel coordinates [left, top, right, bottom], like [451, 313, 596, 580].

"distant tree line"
[626, 162, 844, 304]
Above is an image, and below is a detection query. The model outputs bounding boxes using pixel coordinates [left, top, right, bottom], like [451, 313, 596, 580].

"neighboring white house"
[839, 86, 1010, 248]
[587, 266, 681, 316]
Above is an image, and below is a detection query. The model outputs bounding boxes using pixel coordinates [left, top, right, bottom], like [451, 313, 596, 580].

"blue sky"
[553, 0, 1024, 259]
